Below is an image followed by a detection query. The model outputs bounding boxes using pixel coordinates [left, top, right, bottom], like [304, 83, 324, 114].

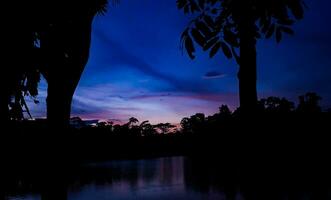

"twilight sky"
[29, 0, 331, 124]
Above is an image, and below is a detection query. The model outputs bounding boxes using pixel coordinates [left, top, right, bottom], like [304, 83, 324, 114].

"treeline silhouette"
[2, 92, 330, 163]
[181, 92, 329, 135]
[77, 117, 177, 136]
[73, 92, 330, 138]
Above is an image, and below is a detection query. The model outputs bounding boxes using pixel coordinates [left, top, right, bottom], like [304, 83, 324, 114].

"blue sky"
[29, 0, 331, 124]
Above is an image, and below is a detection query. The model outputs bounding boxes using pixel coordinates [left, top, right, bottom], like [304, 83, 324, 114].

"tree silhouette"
[139, 120, 150, 129]
[128, 117, 139, 126]
[180, 113, 206, 134]
[259, 97, 295, 113]
[1, 18, 40, 123]
[96, 120, 114, 132]
[297, 92, 322, 113]
[0, 0, 120, 127]
[139, 120, 156, 136]
[33, 0, 123, 128]
[181, 117, 193, 134]
[178, 0, 305, 114]
[154, 123, 176, 135]
[8, 67, 41, 120]
[219, 105, 232, 117]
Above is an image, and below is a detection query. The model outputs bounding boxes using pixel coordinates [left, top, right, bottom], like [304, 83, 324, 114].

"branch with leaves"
[178, 0, 306, 62]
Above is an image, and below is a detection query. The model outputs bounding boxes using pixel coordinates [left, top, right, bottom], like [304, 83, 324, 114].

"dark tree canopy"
[178, 0, 305, 60]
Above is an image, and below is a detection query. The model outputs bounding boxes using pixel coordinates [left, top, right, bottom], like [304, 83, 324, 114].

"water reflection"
[75, 157, 187, 199]
[2, 157, 228, 200]
[2, 156, 330, 200]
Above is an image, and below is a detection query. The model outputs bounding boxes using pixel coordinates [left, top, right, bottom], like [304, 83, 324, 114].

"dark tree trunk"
[46, 81, 74, 129]
[45, 60, 86, 129]
[238, 3, 258, 115]
[42, 16, 93, 129]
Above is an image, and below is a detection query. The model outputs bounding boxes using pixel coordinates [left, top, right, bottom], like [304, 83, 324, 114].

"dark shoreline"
[1, 123, 331, 200]
[1, 111, 330, 179]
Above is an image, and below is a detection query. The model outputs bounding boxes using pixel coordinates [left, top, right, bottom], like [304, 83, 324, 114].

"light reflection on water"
[5, 157, 230, 200]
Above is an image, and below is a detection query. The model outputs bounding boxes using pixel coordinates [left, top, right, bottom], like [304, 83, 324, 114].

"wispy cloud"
[203, 71, 227, 79]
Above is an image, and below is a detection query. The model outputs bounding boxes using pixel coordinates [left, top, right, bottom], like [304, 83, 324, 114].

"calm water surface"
[6, 157, 238, 200]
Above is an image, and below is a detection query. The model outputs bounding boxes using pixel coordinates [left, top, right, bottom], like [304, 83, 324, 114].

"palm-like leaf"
[94, 0, 120, 15]
[95, 0, 110, 15]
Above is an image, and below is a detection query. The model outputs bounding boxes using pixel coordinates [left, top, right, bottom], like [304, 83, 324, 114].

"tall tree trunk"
[46, 81, 74, 129]
[238, 3, 258, 115]
[42, 16, 93, 129]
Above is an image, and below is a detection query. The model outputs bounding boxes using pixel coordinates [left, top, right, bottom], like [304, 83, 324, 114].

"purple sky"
[28, 0, 331, 124]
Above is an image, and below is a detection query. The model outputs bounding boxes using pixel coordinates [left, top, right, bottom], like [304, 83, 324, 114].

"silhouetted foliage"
[297, 92, 322, 113]
[219, 104, 232, 117]
[258, 97, 295, 113]
[16, 92, 320, 139]
[178, 0, 306, 113]
[179, 92, 329, 136]
[1, 0, 120, 127]
[140, 120, 157, 136]
[65, 93, 327, 138]
[154, 123, 176, 135]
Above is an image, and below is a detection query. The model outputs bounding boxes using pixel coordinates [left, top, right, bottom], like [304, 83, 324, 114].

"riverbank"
[1, 112, 330, 167]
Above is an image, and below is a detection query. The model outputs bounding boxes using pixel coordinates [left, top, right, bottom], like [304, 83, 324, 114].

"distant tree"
[123, 117, 140, 136]
[259, 97, 295, 113]
[219, 105, 232, 117]
[154, 123, 176, 135]
[190, 113, 206, 133]
[96, 121, 113, 131]
[140, 121, 157, 136]
[178, 0, 305, 114]
[181, 113, 206, 134]
[181, 117, 193, 134]
[127, 117, 139, 127]
[139, 120, 150, 127]
[297, 92, 322, 113]
[191, 113, 206, 122]
[70, 117, 87, 129]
